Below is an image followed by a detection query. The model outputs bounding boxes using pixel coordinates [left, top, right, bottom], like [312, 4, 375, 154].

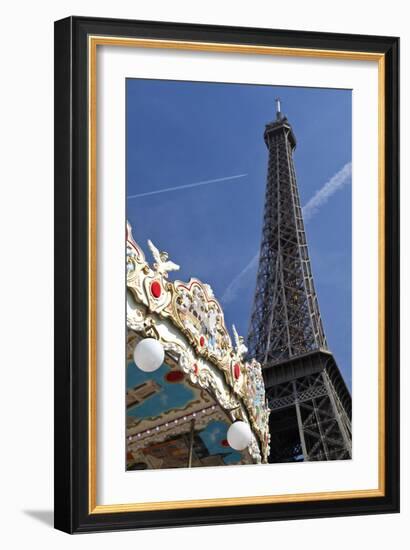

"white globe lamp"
[227, 420, 252, 451]
[133, 338, 164, 373]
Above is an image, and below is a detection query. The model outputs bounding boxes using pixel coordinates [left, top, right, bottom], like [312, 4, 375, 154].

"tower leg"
[322, 370, 352, 457]
[267, 363, 352, 463]
[293, 380, 309, 460]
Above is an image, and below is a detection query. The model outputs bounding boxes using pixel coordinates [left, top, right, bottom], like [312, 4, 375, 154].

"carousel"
[126, 222, 270, 470]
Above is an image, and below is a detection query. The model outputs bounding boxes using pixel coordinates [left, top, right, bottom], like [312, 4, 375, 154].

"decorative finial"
[232, 324, 248, 359]
[147, 239, 180, 278]
[275, 97, 281, 121]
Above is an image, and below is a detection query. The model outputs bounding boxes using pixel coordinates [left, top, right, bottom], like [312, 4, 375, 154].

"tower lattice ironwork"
[248, 99, 352, 462]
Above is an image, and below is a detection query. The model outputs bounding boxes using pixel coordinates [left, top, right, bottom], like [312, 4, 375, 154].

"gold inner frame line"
[88, 35, 386, 514]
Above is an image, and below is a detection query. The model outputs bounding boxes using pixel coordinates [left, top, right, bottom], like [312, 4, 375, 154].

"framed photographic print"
[54, 16, 400, 533]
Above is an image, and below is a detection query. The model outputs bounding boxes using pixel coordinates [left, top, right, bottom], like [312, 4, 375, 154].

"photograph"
[125, 79, 352, 471]
[53, 15, 399, 533]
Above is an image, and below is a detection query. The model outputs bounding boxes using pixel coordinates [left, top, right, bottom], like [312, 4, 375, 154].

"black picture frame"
[54, 15, 400, 533]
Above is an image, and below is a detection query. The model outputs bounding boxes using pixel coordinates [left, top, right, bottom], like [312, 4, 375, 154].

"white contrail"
[221, 162, 352, 305]
[127, 173, 248, 199]
[221, 252, 259, 305]
[302, 162, 352, 221]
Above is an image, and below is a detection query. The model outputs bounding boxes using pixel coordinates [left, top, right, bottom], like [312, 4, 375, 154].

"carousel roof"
[126, 222, 270, 469]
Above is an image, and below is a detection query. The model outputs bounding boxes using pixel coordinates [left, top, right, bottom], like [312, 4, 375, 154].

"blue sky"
[126, 79, 352, 390]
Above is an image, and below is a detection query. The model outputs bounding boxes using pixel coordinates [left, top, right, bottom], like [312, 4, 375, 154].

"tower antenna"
[275, 97, 281, 120]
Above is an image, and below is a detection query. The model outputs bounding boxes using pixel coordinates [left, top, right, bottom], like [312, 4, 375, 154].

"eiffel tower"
[247, 99, 352, 462]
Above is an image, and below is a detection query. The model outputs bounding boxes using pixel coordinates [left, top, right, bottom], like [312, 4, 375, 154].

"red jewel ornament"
[221, 439, 229, 447]
[233, 363, 241, 380]
[150, 280, 162, 298]
[193, 363, 199, 375]
[199, 335, 205, 347]
[165, 370, 184, 383]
